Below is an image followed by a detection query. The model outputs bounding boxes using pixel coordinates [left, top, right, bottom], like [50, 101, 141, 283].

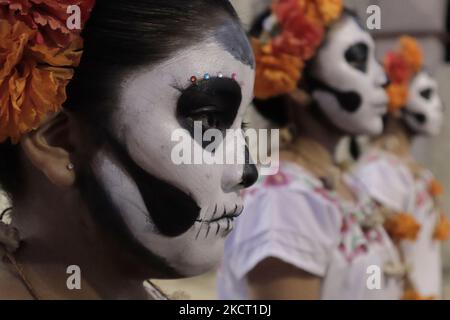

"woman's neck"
[10, 172, 150, 299]
[282, 110, 344, 188]
[375, 117, 414, 157]
[289, 109, 343, 165]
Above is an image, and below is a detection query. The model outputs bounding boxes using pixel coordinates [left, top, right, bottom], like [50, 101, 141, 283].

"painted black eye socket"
[414, 112, 426, 124]
[420, 88, 433, 100]
[345, 42, 369, 73]
[177, 77, 242, 140]
[188, 107, 225, 130]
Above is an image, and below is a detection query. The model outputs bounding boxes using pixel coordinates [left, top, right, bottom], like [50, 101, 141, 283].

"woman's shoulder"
[0, 259, 34, 299]
[356, 148, 408, 172]
[350, 148, 415, 207]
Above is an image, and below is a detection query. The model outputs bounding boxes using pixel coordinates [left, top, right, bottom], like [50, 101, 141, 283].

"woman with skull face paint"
[218, 0, 404, 300]
[0, 0, 258, 299]
[352, 37, 449, 299]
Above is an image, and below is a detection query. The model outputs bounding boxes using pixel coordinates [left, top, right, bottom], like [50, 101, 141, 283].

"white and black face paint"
[309, 16, 388, 136]
[403, 71, 444, 136]
[89, 36, 256, 277]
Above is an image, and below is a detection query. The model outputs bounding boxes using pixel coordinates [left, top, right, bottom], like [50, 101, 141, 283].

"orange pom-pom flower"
[433, 214, 450, 241]
[399, 36, 423, 74]
[429, 179, 444, 197]
[402, 289, 435, 300]
[384, 212, 421, 242]
[386, 83, 408, 112]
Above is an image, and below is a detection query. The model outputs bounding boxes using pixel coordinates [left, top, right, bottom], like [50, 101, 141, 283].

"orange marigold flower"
[299, 0, 321, 25]
[259, 0, 342, 100]
[429, 179, 444, 197]
[316, 0, 342, 25]
[0, 0, 95, 47]
[402, 289, 435, 300]
[386, 83, 408, 112]
[0, 19, 82, 143]
[384, 212, 421, 242]
[399, 36, 423, 74]
[384, 36, 424, 115]
[253, 38, 303, 100]
[433, 214, 450, 241]
[299, 0, 343, 26]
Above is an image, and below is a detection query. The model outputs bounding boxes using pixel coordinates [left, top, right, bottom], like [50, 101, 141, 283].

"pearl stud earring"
[67, 163, 74, 171]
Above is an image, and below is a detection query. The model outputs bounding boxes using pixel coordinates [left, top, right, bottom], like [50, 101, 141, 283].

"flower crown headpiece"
[252, 0, 343, 100]
[0, 0, 96, 143]
[384, 36, 424, 113]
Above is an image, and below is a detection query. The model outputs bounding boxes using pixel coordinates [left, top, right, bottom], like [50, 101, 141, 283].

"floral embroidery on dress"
[285, 162, 383, 262]
[415, 171, 435, 211]
[263, 170, 290, 187]
[337, 199, 384, 262]
[247, 162, 387, 263]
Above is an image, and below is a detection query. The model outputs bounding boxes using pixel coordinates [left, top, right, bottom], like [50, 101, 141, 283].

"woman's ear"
[21, 112, 76, 187]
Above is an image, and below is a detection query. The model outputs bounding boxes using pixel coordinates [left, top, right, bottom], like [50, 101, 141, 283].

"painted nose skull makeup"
[403, 71, 444, 136]
[309, 16, 388, 136]
[89, 39, 256, 277]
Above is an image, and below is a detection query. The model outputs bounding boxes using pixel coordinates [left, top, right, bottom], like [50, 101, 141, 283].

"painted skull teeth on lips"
[195, 203, 245, 239]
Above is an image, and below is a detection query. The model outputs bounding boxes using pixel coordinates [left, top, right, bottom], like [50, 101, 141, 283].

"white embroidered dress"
[217, 161, 403, 300]
[352, 148, 442, 298]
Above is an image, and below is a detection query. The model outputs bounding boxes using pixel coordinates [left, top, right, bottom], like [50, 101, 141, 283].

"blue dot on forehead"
[214, 20, 255, 69]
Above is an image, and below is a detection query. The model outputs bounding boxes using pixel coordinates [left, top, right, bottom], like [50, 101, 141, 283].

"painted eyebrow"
[214, 20, 255, 69]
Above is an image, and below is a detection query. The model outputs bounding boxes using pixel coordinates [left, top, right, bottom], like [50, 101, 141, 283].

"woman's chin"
[169, 237, 225, 278]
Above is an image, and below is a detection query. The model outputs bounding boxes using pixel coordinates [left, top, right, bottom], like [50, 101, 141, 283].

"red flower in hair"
[272, 0, 301, 24]
[272, 11, 324, 59]
[384, 36, 424, 113]
[384, 52, 411, 84]
[0, 0, 95, 47]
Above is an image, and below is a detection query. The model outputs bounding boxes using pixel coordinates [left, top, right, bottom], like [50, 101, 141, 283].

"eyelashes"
[171, 75, 240, 93]
[345, 42, 369, 73]
[176, 77, 243, 136]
